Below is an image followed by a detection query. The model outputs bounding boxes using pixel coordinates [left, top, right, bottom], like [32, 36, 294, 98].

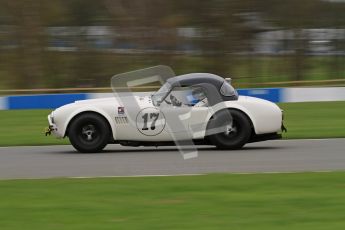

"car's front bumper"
[45, 114, 59, 137]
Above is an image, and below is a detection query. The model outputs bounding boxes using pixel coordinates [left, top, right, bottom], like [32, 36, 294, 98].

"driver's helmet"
[187, 87, 206, 105]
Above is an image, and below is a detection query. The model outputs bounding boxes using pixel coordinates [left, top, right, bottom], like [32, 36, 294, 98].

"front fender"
[61, 106, 116, 139]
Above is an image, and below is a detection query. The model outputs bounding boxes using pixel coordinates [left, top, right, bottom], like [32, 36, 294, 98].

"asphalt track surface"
[0, 138, 344, 179]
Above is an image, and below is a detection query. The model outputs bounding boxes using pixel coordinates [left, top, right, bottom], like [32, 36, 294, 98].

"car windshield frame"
[152, 82, 172, 106]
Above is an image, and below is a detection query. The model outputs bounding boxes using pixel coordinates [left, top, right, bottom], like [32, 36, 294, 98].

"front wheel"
[206, 110, 252, 150]
[68, 113, 110, 153]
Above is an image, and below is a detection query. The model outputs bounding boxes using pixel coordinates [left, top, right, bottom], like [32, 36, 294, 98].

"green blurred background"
[0, 0, 344, 91]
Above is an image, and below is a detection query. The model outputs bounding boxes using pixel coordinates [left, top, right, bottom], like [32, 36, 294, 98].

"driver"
[191, 88, 208, 107]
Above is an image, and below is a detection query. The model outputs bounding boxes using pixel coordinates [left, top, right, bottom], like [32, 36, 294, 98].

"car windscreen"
[152, 82, 172, 106]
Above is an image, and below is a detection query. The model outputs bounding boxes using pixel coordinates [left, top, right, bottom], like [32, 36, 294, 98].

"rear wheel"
[68, 113, 110, 153]
[206, 110, 252, 149]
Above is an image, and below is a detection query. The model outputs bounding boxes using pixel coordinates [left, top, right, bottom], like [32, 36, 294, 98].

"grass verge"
[0, 109, 68, 146]
[278, 101, 345, 139]
[0, 172, 345, 229]
[0, 101, 344, 146]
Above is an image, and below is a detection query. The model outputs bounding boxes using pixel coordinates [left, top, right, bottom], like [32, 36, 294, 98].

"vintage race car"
[46, 66, 285, 153]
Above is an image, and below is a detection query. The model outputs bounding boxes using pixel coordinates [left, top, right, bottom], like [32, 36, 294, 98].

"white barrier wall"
[0, 97, 7, 110]
[283, 87, 345, 103]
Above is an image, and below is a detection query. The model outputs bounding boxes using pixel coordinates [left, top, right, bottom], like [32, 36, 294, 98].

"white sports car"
[46, 66, 285, 153]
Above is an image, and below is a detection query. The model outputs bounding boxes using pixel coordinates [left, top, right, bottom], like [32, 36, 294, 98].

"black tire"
[206, 110, 252, 150]
[68, 113, 111, 153]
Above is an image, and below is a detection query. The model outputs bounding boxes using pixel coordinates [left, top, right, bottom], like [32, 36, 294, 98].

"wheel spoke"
[86, 134, 93, 141]
[81, 124, 97, 141]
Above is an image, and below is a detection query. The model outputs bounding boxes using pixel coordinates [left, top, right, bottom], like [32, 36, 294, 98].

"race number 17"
[142, 113, 159, 130]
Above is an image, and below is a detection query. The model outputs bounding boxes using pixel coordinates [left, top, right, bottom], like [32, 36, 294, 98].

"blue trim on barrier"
[238, 88, 281, 102]
[7, 94, 87, 110]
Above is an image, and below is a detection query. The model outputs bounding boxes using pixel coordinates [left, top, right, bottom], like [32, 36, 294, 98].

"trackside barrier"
[283, 87, 345, 103]
[237, 88, 281, 102]
[1, 87, 345, 110]
[0, 97, 7, 110]
[5, 94, 87, 110]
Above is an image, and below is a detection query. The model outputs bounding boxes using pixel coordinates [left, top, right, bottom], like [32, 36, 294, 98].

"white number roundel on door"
[136, 107, 166, 136]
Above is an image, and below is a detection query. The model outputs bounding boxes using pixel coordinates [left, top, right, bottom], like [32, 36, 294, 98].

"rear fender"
[196, 102, 257, 139]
